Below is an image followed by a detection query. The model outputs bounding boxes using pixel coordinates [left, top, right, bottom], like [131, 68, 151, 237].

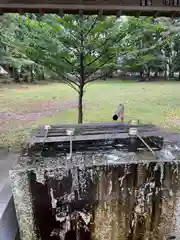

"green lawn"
[0, 81, 180, 150]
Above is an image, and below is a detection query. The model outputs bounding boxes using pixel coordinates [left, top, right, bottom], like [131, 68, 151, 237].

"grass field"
[0, 80, 180, 150]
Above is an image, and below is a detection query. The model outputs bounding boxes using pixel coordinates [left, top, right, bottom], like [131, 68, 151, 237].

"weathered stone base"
[10, 153, 180, 240]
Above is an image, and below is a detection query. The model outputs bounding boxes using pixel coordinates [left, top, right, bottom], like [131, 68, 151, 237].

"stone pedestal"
[10, 151, 180, 240]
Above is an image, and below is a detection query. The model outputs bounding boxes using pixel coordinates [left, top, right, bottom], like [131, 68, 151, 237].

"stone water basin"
[9, 138, 180, 240]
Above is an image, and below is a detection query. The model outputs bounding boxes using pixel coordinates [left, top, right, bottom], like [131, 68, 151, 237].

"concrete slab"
[0, 152, 19, 187]
[0, 183, 13, 215]
[0, 152, 19, 240]
[0, 189, 18, 240]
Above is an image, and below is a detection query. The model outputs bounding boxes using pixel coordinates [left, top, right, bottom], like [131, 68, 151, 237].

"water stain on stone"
[25, 160, 180, 240]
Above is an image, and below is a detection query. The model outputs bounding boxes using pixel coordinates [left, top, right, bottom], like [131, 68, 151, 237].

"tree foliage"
[0, 13, 179, 122]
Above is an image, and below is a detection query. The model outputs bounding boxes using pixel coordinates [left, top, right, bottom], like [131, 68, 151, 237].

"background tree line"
[0, 13, 179, 122]
[1, 13, 179, 83]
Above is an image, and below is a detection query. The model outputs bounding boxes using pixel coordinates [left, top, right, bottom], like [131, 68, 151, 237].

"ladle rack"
[28, 122, 164, 156]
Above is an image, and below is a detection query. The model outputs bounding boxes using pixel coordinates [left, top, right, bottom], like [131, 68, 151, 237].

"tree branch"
[85, 48, 109, 69]
[87, 19, 113, 49]
[84, 74, 107, 86]
[56, 71, 80, 89]
[55, 71, 80, 92]
[60, 37, 80, 53]
[84, 15, 100, 39]
[33, 50, 81, 86]
[61, 56, 75, 68]
[84, 32, 124, 69]
[85, 53, 116, 82]
[85, 42, 112, 68]
[14, 49, 80, 92]
[64, 28, 81, 51]
[38, 63, 80, 92]
[49, 54, 81, 80]
[60, 78, 80, 93]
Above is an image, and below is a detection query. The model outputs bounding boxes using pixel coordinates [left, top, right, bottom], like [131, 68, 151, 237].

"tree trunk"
[164, 69, 167, 80]
[78, 15, 85, 124]
[13, 68, 20, 83]
[30, 65, 34, 82]
[154, 71, 158, 77]
[169, 71, 174, 78]
[78, 87, 83, 124]
[169, 62, 174, 78]
[42, 70, 45, 80]
[147, 67, 151, 81]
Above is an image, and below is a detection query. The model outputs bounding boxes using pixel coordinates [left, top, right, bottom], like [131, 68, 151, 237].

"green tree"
[0, 13, 177, 122]
[13, 14, 135, 123]
[121, 17, 168, 79]
[0, 13, 40, 82]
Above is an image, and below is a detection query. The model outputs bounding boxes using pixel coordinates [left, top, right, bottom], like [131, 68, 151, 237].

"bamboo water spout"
[112, 104, 124, 122]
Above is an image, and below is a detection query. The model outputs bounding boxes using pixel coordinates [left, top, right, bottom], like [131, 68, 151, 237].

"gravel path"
[0, 99, 79, 132]
[0, 100, 77, 122]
